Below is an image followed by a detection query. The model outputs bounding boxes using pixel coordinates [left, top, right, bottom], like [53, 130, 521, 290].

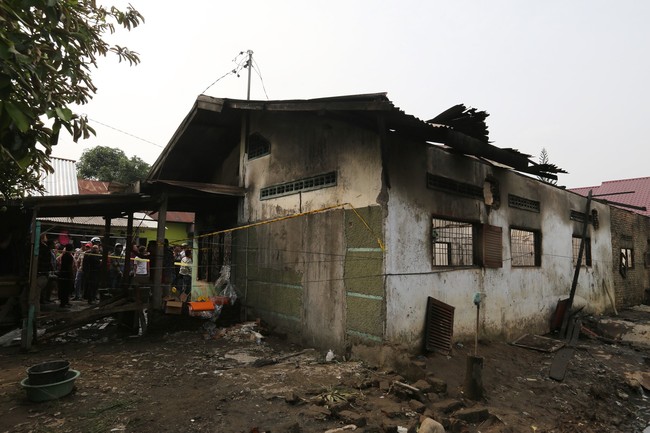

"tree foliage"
[0, 0, 143, 199]
[537, 147, 558, 185]
[77, 145, 150, 184]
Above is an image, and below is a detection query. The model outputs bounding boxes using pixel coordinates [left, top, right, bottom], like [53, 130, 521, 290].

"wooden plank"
[40, 303, 145, 340]
[549, 347, 575, 381]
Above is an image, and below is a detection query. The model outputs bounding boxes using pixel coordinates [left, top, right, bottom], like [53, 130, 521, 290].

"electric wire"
[201, 51, 250, 94]
[87, 118, 163, 148]
[252, 59, 269, 100]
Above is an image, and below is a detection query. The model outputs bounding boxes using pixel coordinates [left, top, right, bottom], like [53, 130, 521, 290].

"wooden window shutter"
[481, 224, 503, 268]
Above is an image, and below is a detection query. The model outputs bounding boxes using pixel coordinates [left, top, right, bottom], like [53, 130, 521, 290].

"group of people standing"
[36, 235, 194, 309]
[37, 234, 102, 308]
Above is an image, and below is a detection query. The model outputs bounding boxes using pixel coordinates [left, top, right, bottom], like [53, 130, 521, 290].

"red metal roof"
[570, 177, 650, 216]
[78, 179, 110, 195]
[148, 211, 195, 224]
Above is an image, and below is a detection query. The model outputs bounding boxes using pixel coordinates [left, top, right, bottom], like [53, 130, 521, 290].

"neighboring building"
[571, 177, 650, 307]
[146, 211, 195, 246]
[147, 93, 618, 353]
[35, 163, 158, 247]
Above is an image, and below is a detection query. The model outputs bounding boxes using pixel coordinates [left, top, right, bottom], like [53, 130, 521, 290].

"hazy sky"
[52, 1, 650, 188]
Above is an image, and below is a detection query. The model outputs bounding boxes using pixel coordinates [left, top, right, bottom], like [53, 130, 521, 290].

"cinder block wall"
[344, 206, 385, 344]
[609, 206, 650, 306]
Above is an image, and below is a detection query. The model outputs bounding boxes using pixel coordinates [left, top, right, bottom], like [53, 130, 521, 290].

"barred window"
[620, 248, 634, 278]
[572, 236, 592, 267]
[248, 133, 271, 159]
[510, 228, 541, 267]
[432, 218, 475, 266]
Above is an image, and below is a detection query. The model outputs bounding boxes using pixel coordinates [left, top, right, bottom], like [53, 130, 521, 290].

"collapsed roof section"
[148, 92, 567, 183]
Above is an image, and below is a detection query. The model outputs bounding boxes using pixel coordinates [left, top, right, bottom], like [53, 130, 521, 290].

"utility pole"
[246, 49, 253, 100]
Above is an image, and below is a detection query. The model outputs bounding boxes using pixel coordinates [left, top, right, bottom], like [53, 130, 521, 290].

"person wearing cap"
[109, 243, 124, 290]
[83, 244, 101, 304]
[91, 236, 103, 253]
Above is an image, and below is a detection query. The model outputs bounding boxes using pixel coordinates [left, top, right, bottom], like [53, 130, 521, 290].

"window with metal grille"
[247, 133, 271, 159]
[572, 236, 592, 267]
[432, 218, 475, 266]
[570, 210, 586, 223]
[510, 228, 540, 267]
[427, 174, 483, 199]
[260, 171, 337, 200]
[508, 194, 540, 213]
[620, 247, 634, 278]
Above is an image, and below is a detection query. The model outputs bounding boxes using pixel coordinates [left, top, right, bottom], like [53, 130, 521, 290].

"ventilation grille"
[508, 194, 540, 213]
[570, 210, 587, 222]
[261, 172, 337, 200]
[427, 174, 483, 199]
[424, 296, 455, 355]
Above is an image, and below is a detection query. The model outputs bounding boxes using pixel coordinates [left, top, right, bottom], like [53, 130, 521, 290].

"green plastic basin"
[21, 369, 80, 402]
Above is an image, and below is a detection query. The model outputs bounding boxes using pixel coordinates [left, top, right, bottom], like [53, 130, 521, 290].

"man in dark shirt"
[58, 244, 75, 308]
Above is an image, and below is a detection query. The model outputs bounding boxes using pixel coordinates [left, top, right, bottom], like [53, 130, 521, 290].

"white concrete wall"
[238, 111, 384, 350]
[384, 137, 614, 347]
[243, 112, 383, 221]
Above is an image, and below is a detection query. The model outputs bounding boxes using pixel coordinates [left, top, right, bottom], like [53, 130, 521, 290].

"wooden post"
[464, 355, 485, 400]
[561, 190, 592, 337]
[122, 213, 134, 293]
[100, 216, 111, 289]
[21, 214, 39, 351]
[475, 303, 480, 356]
[152, 194, 167, 310]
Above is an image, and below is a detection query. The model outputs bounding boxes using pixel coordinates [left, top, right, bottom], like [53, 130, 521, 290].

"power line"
[202, 51, 250, 94]
[87, 118, 164, 148]
[252, 58, 269, 100]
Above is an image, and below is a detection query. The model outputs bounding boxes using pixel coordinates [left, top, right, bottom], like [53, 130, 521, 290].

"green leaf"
[55, 106, 73, 121]
[4, 101, 30, 132]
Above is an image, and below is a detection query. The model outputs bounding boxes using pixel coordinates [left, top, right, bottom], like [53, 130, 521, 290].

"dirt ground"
[0, 304, 648, 433]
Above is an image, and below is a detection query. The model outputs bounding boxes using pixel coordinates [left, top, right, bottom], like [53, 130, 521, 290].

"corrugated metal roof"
[40, 157, 79, 196]
[570, 177, 650, 216]
[38, 212, 158, 228]
[148, 93, 564, 183]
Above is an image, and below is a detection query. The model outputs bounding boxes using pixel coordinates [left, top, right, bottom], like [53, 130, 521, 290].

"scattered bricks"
[337, 410, 367, 427]
[422, 408, 436, 420]
[449, 418, 470, 433]
[412, 380, 433, 393]
[412, 359, 427, 371]
[305, 405, 331, 420]
[425, 377, 448, 394]
[393, 381, 427, 403]
[276, 421, 301, 433]
[452, 407, 490, 424]
[430, 399, 464, 414]
[380, 421, 401, 433]
[408, 399, 426, 414]
[345, 376, 378, 390]
[376, 398, 403, 418]
[328, 400, 350, 414]
[418, 417, 445, 433]
[285, 391, 301, 404]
